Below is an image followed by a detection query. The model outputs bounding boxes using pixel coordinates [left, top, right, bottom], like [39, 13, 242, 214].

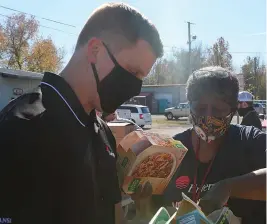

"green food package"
[149, 207, 171, 224]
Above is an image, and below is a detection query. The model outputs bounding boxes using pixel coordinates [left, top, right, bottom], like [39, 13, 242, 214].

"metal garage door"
[154, 93, 172, 104]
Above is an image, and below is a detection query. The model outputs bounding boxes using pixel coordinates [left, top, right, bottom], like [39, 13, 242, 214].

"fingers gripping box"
[116, 131, 188, 195]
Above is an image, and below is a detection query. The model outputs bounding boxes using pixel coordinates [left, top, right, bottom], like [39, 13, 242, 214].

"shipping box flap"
[108, 122, 135, 138]
[108, 122, 133, 127]
[171, 193, 212, 224]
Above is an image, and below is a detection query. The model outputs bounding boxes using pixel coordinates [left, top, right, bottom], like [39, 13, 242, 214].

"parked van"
[118, 104, 152, 127]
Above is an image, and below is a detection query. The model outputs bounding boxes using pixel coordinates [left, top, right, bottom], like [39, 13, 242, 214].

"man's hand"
[131, 182, 154, 221]
[199, 180, 231, 215]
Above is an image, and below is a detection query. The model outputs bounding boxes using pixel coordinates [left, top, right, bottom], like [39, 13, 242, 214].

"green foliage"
[241, 56, 266, 100]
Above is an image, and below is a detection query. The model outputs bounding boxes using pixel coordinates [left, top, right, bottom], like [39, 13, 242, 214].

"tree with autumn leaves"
[0, 13, 64, 73]
[204, 37, 233, 70]
[144, 37, 233, 85]
[241, 56, 266, 100]
[145, 37, 265, 100]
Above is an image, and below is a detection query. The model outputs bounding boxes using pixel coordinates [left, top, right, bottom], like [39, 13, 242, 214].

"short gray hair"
[186, 66, 239, 108]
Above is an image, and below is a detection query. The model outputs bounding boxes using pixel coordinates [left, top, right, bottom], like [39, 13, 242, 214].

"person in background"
[238, 91, 262, 130]
[0, 2, 163, 224]
[132, 67, 266, 224]
[102, 111, 117, 122]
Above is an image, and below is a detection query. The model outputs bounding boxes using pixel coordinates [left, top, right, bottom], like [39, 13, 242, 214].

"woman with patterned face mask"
[131, 67, 266, 224]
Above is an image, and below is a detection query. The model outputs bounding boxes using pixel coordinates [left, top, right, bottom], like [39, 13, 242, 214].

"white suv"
[118, 104, 152, 128]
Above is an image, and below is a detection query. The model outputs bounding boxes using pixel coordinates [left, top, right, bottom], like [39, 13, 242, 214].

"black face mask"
[91, 43, 142, 113]
[237, 107, 253, 117]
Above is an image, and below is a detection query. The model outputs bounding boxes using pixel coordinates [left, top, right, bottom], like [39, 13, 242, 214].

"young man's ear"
[87, 38, 102, 64]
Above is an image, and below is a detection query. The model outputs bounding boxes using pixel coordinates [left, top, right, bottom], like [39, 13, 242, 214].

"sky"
[0, 0, 266, 72]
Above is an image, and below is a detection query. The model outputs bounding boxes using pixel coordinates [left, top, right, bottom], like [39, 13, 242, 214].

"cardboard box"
[171, 193, 211, 224]
[108, 122, 136, 139]
[117, 131, 188, 195]
[168, 193, 241, 224]
[115, 137, 124, 147]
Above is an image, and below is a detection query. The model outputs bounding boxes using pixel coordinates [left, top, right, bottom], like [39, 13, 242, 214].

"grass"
[152, 117, 190, 126]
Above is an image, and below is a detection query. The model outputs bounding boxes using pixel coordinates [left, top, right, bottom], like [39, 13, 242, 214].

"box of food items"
[149, 193, 241, 224]
[108, 122, 136, 146]
[116, 131, 188, 195]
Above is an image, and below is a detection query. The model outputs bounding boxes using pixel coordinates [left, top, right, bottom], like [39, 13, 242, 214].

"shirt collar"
[41, 72, 97, 127]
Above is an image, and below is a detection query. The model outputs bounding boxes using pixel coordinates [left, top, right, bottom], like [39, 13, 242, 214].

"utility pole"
[254, 57, 257, 97]
[186, 21, 195, 75]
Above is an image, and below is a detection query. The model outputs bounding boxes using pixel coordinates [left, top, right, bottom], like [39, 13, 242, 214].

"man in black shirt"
[0, 3, 163, 224]
[237, 91, 262, 130]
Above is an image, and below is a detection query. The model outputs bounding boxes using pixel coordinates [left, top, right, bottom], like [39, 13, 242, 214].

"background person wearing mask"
[131, 67, 266, 224]
[237, 91, 262, 130]
[0, 3, 163, 224]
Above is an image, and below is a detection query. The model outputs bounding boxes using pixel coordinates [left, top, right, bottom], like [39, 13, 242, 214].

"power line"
[0, 5, 76, 28]
[163, 46, 266, 54]
[0, 13, 77, 36]
[163, 48, 266, 54]
[39, 25, 77, 36]
[0, 12, 266, 55]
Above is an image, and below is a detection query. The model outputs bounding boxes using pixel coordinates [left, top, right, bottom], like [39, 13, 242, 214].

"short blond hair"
[75, 3, 163, 57]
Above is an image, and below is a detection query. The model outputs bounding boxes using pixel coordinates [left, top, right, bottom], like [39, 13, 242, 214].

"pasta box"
[108, 122, 136, 139]
[116, 131, 188, 195]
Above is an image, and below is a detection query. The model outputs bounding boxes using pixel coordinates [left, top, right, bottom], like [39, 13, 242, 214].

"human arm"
[199, 168, 266, 214]
[0, 117, 34, 223]
[115, 202, 127, 224]
[199, 127, 266, 214]
[129, 182, 175, 223]
[228, 168, 266, 200]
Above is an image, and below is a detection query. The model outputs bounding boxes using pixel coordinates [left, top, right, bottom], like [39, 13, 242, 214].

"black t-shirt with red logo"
[163, 125, 266, 224]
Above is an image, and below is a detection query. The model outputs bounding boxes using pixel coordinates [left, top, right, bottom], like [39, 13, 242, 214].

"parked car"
[116, 109, 131, 120]
[262, 119, 266, 132]
[253, 103, 265, 114]
[118, 104, 152, 127]
[164, 102, 190, 120]
[254, 100, 266, 108]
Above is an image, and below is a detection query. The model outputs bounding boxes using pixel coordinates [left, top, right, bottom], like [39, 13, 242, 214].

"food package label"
[149, 207, 171, 224]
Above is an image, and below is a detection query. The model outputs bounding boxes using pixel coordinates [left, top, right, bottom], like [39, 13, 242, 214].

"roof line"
[0, 67, 43, 80]
[142, 84, 186, 87]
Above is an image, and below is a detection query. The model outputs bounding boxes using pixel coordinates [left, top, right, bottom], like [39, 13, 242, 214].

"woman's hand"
[198, 180, 231, 215]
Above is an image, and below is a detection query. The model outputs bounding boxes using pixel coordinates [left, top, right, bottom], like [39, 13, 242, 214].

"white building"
[0, 68, 43, 111]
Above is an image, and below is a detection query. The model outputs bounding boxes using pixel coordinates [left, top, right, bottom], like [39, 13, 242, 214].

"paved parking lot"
[146, 115, 241, 137]
[145, 115, 190, 136]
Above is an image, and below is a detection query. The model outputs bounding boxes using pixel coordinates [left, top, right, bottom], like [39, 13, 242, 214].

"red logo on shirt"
[175, 176, 190, 189]
[105, 145, 115, 157]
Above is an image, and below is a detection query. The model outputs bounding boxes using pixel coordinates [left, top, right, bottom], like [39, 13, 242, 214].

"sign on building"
[13, 88, 23, 96]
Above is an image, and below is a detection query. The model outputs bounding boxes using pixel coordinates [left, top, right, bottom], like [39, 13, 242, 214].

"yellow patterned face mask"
[191, 113, 233, 142]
